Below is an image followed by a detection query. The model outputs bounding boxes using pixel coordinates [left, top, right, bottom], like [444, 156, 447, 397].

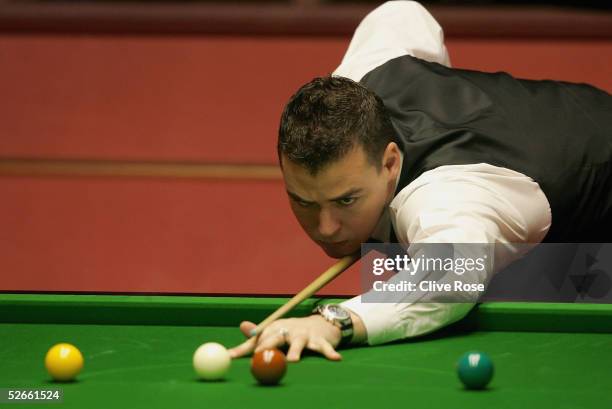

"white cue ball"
[193, 342, 231, 380]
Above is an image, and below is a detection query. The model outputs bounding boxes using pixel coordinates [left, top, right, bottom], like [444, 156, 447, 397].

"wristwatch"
[312, 304, 354, 346]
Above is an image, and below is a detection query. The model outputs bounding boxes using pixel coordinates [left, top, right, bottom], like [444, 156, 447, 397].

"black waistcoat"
[360, 55, 612, 242]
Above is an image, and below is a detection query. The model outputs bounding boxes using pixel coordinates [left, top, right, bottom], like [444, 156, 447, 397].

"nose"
[318, 207, 341, 238]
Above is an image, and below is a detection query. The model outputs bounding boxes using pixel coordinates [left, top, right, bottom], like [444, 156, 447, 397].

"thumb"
[239, 321, 257, 338]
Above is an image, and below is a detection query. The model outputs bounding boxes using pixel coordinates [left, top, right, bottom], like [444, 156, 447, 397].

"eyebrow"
[286, 188, 363, 204]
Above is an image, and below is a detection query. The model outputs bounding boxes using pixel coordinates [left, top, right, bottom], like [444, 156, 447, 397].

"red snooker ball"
[251, 348, 287, 385]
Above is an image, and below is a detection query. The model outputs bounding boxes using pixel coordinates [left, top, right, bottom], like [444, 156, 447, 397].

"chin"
[320, 242, 360, 259]
[322, 248, 346, 259]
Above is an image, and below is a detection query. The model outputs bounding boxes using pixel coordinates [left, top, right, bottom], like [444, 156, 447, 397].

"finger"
[254, 330, 287, 353]
[286, 336, 307, 362]
[309, 340, 342, 361]
[239, 321, 257, 338]
[227, 336, 258, 359]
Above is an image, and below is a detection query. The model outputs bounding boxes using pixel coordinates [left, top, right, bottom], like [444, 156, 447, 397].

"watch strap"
[313, 304, 354, 346]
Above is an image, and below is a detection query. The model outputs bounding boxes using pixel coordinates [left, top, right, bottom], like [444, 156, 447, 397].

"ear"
[279, 153, 286, 171]
[381, 142, 401, 176]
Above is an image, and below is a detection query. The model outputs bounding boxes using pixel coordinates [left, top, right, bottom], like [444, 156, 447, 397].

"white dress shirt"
[333, 1, 552, 345]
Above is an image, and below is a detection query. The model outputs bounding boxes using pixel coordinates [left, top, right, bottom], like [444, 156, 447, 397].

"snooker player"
[228, 1, 612, 361]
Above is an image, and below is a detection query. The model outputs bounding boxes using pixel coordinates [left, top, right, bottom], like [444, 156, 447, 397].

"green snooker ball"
[457, 351, 494, 390]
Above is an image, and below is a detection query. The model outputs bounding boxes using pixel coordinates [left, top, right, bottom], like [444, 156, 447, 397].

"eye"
[293, 198, 312, 208]
[337, 197, 357, 206]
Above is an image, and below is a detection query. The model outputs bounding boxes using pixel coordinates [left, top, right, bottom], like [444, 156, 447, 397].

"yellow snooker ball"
[44, 343, 84, 382]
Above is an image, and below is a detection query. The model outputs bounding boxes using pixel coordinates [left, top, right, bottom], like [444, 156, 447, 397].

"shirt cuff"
[340, 297, 474, 345]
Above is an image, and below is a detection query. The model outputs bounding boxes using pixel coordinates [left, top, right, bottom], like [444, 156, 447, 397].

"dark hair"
[278, 76, 397, 174]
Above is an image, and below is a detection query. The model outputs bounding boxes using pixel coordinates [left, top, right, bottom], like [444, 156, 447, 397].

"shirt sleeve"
[341, 163, 552, 345]
[333, 1, 451, 82]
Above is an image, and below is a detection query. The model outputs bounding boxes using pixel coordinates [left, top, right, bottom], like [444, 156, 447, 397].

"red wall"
[1, 34, 610, 294]
[1, 35, 610, 162]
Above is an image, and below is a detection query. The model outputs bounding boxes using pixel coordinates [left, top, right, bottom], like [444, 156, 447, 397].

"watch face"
[327, 305, 350, 320]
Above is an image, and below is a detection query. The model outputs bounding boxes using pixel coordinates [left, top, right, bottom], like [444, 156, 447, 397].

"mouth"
[318, 240, 348, 246]
[317, 240, 354, 258]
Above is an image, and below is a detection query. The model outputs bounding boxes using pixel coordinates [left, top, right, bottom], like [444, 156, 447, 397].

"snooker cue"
[249, 253, 360, 337]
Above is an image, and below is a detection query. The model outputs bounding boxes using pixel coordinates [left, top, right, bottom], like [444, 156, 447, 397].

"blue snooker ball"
[457, 351, 494, 390]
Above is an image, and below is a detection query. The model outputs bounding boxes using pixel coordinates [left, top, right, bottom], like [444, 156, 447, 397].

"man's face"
[281, 143, 401, 258]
